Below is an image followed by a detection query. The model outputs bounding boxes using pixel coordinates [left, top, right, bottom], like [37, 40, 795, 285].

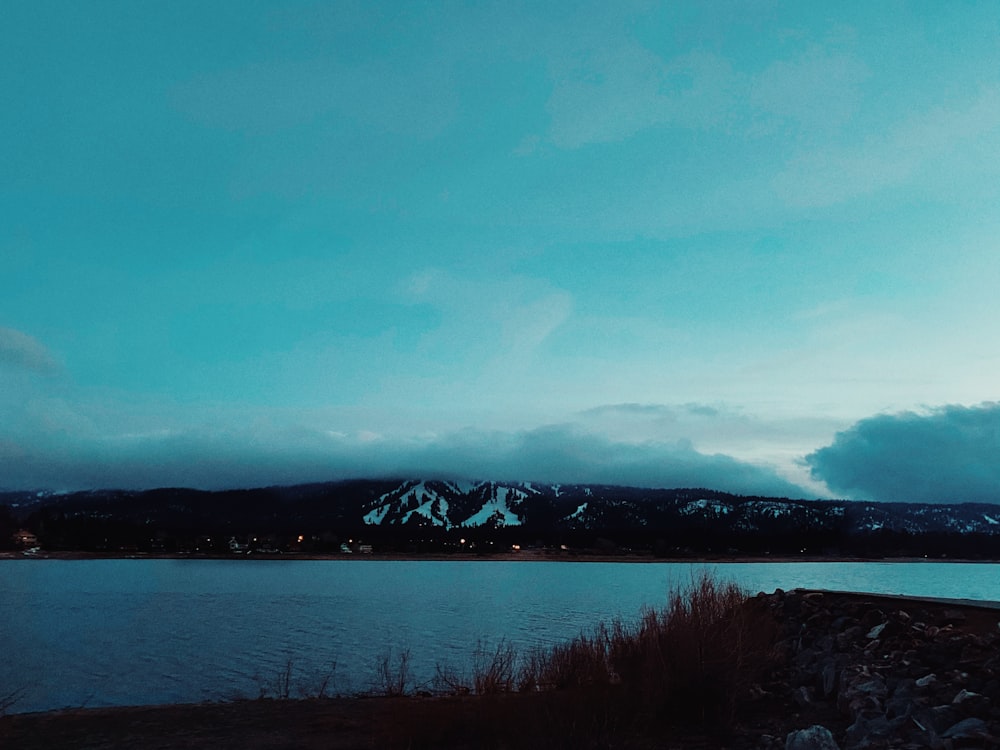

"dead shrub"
[472, 638, 518, 695]
[609, 572, 778, 729]
[432, 662, 471, 695]
[373, 647, 411, 697]
[0, 688, 24, 717]
[516, 572, 776, 734]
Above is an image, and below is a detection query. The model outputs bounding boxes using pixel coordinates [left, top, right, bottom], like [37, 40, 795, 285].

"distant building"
[12, 529, 38, 548]
[228, 536, 249, 554]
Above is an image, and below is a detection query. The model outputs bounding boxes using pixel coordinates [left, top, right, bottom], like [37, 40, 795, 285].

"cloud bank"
[0, 421, 806, 499]
[806, 403, 1000, 504]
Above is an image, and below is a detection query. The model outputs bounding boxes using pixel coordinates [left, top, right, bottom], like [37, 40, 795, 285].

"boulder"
[941, 716, 992, 739]
[786, 724, 840, 750]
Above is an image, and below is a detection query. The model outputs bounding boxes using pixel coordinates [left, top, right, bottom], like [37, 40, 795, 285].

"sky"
[2, 1, 1000, 502]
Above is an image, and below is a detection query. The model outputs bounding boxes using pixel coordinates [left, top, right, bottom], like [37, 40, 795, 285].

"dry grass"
[398, 572, 779, 747]
[0, 689, 24, 718]
[472, 638, 518, 695]
[373, 647, 411, 697]
[613, 573, 776, 727]
[250, 658, 339, 700]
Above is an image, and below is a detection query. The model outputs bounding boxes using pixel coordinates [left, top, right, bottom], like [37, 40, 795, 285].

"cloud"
[772, 86, 1000, 208]
[0, 327, 59, 372]
[750, 46, 868, 133]
[581, 402, 720, 419]
[546, 42, 736, 149]
[806, 403, 1000, 503]
[401, 269, 573, 362]
[388, 425, 807, 497]
[171, 57, 457, 139]
[0, 417, 808, 498]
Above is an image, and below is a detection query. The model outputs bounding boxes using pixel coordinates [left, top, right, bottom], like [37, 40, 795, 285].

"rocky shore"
[761, 589, 1000, 749]
[3, 589, 999, 749]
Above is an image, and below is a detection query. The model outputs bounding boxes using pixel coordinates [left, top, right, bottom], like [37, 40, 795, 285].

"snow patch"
[679, 498, 731, 516]
[364, 481, 452, 527]
[461, 486, 523, 527]
[746, 501, 793, 519]
[363, 504, 389, 525]
[401, 493, 449, 527]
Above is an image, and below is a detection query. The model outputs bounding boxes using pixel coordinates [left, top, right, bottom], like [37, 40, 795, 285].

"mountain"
[3, 479, 1000, 557]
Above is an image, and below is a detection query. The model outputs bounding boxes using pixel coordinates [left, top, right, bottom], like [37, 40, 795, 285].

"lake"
[2, 559, 998, 714]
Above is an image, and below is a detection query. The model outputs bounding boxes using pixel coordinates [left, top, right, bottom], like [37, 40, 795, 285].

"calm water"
[2, 559, 998, 714]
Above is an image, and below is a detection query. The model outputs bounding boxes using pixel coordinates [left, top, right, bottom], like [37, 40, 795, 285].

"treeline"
[5, 481, 1000, 559]
[6, 503, 1000, 559]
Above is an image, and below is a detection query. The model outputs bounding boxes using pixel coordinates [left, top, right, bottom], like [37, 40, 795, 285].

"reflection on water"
[2, 559, 998, 713]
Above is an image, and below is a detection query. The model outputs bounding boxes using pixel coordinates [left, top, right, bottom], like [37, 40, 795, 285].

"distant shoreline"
[3, 550, 999, 563]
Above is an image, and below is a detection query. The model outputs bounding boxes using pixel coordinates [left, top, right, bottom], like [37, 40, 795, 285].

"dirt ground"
[1, 697, 400, 750]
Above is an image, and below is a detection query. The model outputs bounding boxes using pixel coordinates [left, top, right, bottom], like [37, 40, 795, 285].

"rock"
[836, 625, 866, 650]
[821, 659, 838, 697]
[941, 716, 991, 739]
[952, 688, 980, 704]
[843, 712, 911, 750]
[911, 704, 961, 734]
[951, 687, 991, 717]
[916, 673, 938, 688]
[866, 623, 886, 640]
[982, 678, 1000, 702]
[884, 680, 916, 720]
[793, 686, 814, 708]
[941, 609, 967, 625]
[795, 648, 820, 669]
[928, 705, 962, 733]
[839, 673, 887, 722]
[831, 616, 857, 631]
[757, 591, 999, 750]
[786, 724, 841, 750]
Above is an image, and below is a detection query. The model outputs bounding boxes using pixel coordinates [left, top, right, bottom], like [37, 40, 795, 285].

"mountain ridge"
[3, 479, 1000, 557]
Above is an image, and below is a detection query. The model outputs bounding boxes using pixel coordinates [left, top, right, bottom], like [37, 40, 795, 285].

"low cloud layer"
[0, 421, 806, 499]
[806, 403, 1000, 504]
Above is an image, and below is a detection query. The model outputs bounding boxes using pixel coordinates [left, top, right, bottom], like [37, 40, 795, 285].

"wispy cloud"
[773, 86, 1000, 207]
[171, 54, 458, 139]
[750, 45, 868, 134]
[0, 327, 59, 373]
[546, 43, 736, 148]
[806, 403, 1000, 503]
[581, 402, 720, 419]
[402, 269, 573, 362]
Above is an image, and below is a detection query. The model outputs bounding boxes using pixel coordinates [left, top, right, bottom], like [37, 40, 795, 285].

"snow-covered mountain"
[360, 480, 537, 529]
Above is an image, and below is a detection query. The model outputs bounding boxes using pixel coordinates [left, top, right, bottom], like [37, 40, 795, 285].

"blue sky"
[3, 1, 1000, 501]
